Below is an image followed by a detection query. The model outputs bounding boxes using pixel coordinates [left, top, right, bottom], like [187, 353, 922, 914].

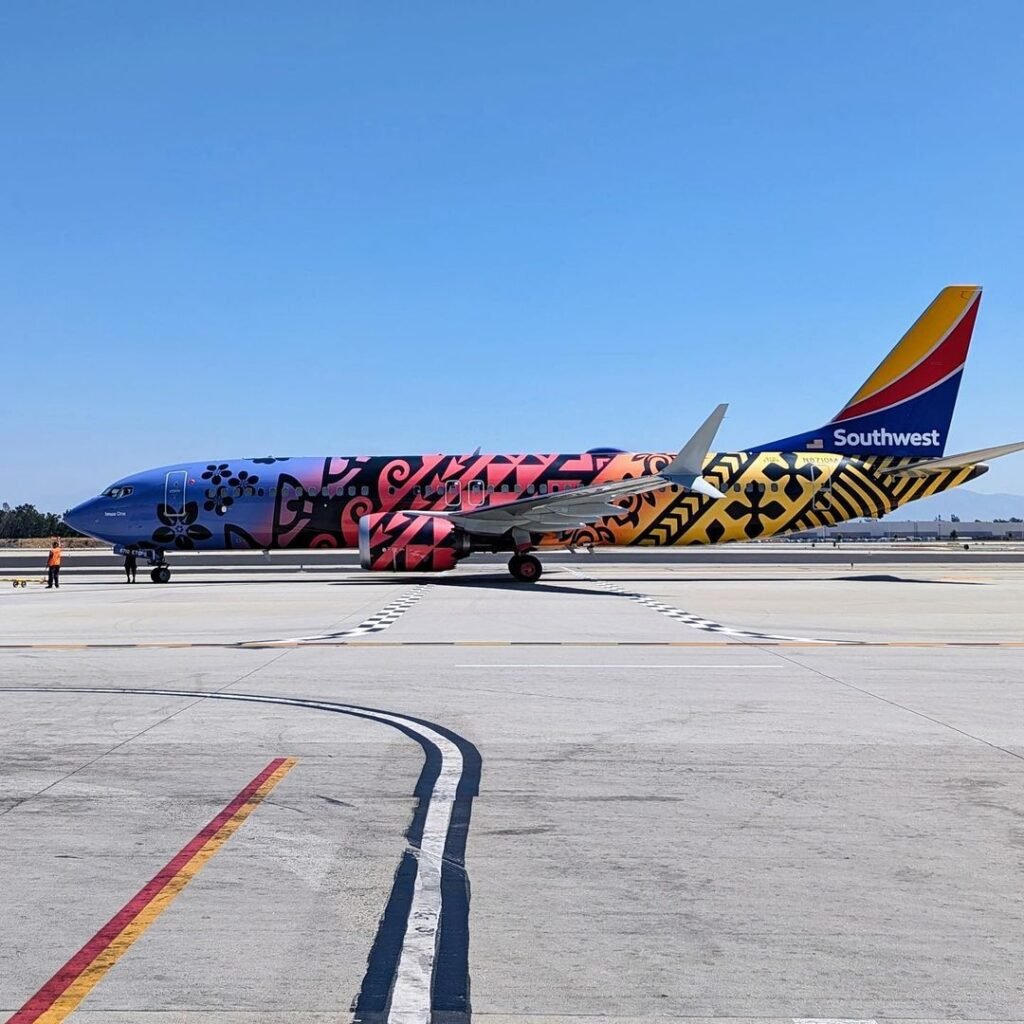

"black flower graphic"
[152, 502, 213, 549]
[203, 470, 259, 515]
[204, 493, 234, 516]
[201, 463, 232, 486]
[252, 457, 290, 464]
[227, 470, 259, 490]
[762, 454, 818, 501]
[725, 489, 787, 539]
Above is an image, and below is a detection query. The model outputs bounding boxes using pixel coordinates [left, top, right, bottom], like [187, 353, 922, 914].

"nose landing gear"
[122, 547, 171, 583]
[150, 565, 172, 584]
[508, 553, 543, 582]
[116, 545, 172, 584]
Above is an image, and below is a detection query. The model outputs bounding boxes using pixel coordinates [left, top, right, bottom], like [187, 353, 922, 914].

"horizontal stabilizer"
[883, 441, 1024, 478]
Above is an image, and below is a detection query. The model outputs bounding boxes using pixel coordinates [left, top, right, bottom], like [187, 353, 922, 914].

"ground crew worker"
[124, 550, 137, 583]
[46, 539, 62, 589]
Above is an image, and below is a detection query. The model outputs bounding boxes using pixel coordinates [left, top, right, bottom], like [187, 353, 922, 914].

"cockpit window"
[101, 485, 134, 499]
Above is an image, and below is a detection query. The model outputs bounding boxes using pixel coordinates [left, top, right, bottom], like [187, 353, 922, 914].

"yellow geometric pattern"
[537, 452, 981, 549]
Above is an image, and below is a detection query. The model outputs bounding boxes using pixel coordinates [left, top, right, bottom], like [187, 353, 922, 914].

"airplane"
[64, 285, 1024, 584]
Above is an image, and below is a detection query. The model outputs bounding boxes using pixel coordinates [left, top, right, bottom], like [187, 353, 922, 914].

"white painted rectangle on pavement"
[455, 663, 787, 669]
[794, 1018, 879, 1024]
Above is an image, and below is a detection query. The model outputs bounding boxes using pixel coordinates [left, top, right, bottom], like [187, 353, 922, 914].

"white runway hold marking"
[571, 573, 861, 644]
[256, 584, 430, 645]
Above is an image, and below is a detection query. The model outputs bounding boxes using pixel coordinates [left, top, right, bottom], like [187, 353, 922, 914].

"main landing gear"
[508, 553, 543, 582]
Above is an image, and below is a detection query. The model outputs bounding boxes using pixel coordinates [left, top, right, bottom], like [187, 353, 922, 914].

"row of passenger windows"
[203, 482, 560, 500]
[107, 480, 782, 503]
[202, 481, 782, 500]
[204, 485, 372, 499]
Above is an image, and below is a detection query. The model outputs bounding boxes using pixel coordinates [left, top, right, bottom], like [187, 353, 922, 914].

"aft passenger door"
[445, 480, 461, 510]
[164, 470, 187, 516]
[809, 464, 832, 512]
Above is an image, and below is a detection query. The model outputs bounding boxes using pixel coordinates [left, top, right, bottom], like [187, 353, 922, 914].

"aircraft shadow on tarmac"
[330, 575, 624, 597]
[62, 573, 621, 598]
[334, 572, 985, 590]
[546, 572, 986, 586]
[67, 571, 984, 590]
[831, 573, 986, 585]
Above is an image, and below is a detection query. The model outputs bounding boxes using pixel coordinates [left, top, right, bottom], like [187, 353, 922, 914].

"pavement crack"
[0, 649, 296, 820]
[765, 648, 1024, 767]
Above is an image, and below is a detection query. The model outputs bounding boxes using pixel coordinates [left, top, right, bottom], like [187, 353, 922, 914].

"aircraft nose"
[63, 499, 97, 534]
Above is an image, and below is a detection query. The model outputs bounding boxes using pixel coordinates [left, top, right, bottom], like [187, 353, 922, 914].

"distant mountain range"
[884, 489, 1024, 521]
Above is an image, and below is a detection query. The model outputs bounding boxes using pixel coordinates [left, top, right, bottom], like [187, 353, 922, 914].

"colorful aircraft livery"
[66, 286, 1023, 582]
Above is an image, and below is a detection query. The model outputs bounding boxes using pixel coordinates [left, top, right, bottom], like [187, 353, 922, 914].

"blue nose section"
[64, 499, 99, 536]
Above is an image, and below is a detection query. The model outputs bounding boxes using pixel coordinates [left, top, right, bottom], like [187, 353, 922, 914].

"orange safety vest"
[47, 547, 62, 567]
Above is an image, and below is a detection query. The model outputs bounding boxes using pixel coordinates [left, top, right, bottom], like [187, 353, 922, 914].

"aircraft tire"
[151, 566, 171, 584]
[508, 554, 542, 582]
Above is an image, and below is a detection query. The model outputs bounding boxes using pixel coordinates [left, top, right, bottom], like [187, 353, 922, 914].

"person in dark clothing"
[124, 551, 137, 583]
[46, 540, 62, 589]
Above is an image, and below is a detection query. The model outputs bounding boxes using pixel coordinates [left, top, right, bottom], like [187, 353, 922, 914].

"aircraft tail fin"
[751, 286, 982, 456]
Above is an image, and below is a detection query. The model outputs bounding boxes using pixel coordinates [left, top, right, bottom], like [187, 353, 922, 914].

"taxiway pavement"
[1, 560, 1023, 1023]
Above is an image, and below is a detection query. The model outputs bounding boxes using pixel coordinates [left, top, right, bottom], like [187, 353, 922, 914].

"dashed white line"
[257, 584, 430, 645]
[568, 571, 858, 644]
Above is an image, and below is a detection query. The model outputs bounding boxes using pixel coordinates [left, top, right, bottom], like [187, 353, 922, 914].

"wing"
[448, 405, 729, 536]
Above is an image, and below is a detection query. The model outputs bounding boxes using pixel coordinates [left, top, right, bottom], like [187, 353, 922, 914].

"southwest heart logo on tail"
[753, 286, 982, 456]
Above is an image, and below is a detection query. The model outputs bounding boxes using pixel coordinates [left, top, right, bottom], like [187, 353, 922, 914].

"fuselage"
[65, 450, 984, 555]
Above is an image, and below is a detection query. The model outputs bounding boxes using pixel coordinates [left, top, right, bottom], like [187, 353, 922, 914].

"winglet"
[662, 404, 728, 499]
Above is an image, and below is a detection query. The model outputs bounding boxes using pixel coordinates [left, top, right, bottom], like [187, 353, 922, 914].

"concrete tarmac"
[1, 559, 1023, 1023]
[3, 541, 1024, 576]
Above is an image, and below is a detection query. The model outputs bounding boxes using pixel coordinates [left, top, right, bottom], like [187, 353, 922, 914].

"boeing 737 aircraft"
[65, 286, 1023, 583]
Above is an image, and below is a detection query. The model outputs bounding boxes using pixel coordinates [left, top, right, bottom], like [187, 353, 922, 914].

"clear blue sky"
[4, 1, 1023, 511]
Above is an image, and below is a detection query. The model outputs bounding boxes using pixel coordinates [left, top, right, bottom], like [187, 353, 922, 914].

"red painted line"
[6, 758, 289, 1024]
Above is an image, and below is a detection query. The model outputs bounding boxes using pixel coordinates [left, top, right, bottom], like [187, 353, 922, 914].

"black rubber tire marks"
[0, 687, 481, 1024]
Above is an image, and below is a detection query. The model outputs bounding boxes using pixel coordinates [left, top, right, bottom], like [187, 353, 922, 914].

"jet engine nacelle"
[358, 512, 471, 572]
